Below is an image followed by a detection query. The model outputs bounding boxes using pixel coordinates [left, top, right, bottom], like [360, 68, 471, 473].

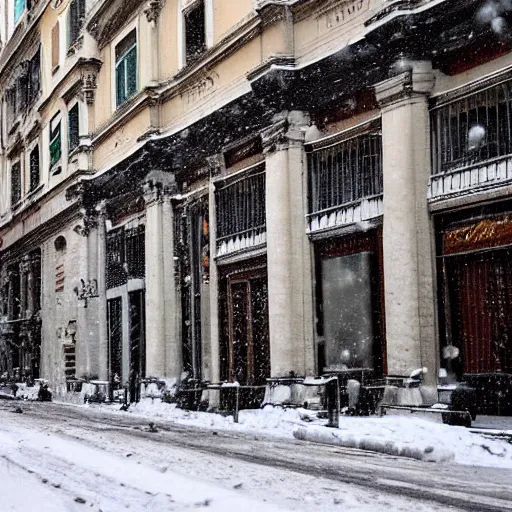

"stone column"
[207, 157, 223, 392]
[162, 194, 182, 380]
[96, 201, 109, 382]
[73, 211, 94, 379]
[374, 62, 438, 384]
[262, 111, 315, 378]
[143, 172, 178, 379]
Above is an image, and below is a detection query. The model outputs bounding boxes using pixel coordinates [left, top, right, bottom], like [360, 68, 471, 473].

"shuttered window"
[68, 103, 80, 152]
[11, 161, 22, 206]
[68, 0, 86, 47]
[28, 48, 41, 105]
[29, 146, 40, 192]
[50, 114, 61, 169]
[52, 22, 60, 70]
[115, 30, 137, 107]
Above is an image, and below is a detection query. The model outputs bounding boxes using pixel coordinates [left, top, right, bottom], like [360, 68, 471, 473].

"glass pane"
[116, 59, 126, 105]
[126, 46, 137, 98]
[49, 126, 61, 167]
[322, 252, 374, 370]
[14, 0, 25, 24]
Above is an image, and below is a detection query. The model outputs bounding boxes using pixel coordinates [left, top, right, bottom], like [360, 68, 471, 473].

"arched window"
[54, 235, 67, 253]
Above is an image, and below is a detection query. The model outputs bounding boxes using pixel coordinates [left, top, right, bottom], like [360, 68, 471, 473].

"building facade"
[0, 0, 511, 407]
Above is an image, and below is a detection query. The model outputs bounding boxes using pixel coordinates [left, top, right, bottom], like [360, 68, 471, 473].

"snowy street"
[1, 402, 512, 512]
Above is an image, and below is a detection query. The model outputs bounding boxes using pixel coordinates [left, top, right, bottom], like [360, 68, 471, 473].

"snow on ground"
[0, 419, 288, 512]
[0, 403, 474, 512]
[77, 399, 512, 469]
[295, 415, 512, 468]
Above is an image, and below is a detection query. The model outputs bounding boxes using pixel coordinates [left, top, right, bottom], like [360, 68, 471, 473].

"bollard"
[326, 377, 340, 428]
[234, 386, 240, 423]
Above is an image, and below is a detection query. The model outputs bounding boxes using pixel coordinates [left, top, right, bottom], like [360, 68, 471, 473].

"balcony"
[215, 168, 266, 258]
[430, 79, 512, 201]
[306, 131, 383, 235]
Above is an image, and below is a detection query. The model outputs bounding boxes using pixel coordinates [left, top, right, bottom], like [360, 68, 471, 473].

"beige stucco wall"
[159, 0, 180, 79]
[160, 35, 261, 132]
[213, 0, 254, 44]
[93, 109, 151, 171]
[294, 0, 384, 66]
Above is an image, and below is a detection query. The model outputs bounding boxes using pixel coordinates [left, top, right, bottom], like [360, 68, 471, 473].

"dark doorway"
[108, 297, 123, 384]
[129, 290, 146, 378]
[222, 267, 270, 386]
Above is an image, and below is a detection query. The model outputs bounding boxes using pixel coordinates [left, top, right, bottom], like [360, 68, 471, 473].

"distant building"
[0, 0, 511, 407]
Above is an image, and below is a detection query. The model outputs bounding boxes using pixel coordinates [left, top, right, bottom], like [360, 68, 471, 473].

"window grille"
[115, 30, 137, 107]
[11, 162, 21, 206]
[29, 146, 40, 192]
[125, 226, 146, 280]
[432, 81, 512, 175]
[307, 132, 382, 216]
[215, 171, 266, 243]
[107, 225, 145, 289]
[68, 103, 80, 152]
[185, 0, 206, 63]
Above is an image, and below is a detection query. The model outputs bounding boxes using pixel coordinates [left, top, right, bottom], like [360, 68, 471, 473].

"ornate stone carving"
[144, 0, 165, 23]
[206, 154, 224, 178]
[143, 170, 176, 206]
[81, 73, 98, 105]
[261, 111, 310, 153]
[374, 61, 435, 109]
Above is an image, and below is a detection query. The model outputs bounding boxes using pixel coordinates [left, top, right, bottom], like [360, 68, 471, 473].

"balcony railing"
[215, 169, 266, 257]
[307, 132, 383, 234]
[430, 80, 512, 199]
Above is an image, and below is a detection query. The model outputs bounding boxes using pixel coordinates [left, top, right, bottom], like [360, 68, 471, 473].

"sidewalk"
[71, 397, 512, 469]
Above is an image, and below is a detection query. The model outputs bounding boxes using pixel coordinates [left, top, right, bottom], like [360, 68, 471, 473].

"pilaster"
[374, 61, 438, 384]
[96, 200, 109, 382]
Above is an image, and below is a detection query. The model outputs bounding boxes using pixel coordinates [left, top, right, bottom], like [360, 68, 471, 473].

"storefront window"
[321, 252, 374, 371]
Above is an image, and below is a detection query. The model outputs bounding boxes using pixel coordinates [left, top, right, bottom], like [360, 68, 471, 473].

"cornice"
[37, 57, 103, 113]
[87, 0, 147, 50]
[374, 61, 435, 108]
[0, 0, 50, 80]
[157, 14, 261, 103]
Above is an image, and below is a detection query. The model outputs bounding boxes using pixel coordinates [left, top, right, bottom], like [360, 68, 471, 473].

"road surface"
[1, 401, 512, 511]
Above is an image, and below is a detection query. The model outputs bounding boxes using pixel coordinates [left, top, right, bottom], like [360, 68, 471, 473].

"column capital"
[74, 208, 98, 237]
[261, 110, 310, 154]
[206, 154, 225, 178]
[145, 0, 165, 24]
[143, 170, 176, 206]
[375, 61, 435, 110]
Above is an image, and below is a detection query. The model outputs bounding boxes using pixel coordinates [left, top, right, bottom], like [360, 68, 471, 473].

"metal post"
[234, 386, 240, 423]
[326, 376, 340, 428]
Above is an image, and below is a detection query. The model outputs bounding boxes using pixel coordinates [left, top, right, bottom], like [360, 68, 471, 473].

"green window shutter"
[50, 120, 62, 167]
